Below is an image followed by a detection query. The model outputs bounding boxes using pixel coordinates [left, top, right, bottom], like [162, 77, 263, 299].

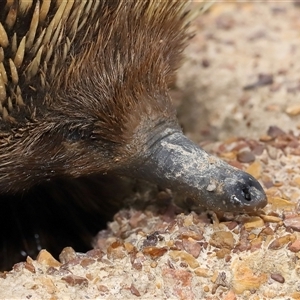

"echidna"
[0, 0, 267, 270]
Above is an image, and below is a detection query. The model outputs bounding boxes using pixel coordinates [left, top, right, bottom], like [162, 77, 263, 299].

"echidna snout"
[126, 129, 267, 213]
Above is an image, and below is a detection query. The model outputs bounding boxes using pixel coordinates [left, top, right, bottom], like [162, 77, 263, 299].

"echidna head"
[0, 1, 266, 212]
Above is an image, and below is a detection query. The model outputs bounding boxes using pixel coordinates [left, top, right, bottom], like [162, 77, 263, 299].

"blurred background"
[174, 0, 300, 143]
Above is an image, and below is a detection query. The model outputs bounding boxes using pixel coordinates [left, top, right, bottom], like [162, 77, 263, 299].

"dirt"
[1, 2, 300, 299]
[176, 1, 300, 143]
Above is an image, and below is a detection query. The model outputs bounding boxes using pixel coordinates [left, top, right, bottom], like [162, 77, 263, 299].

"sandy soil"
[176, 0, 300, 143]
[1, 2, 300, 300]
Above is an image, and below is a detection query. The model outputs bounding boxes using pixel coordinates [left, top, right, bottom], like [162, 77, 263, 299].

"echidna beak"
[131, 129, 267, 213]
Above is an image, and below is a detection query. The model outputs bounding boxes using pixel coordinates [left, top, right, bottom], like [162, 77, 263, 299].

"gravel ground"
[176, 0, 300, 143]
[1, 2, 300, 299]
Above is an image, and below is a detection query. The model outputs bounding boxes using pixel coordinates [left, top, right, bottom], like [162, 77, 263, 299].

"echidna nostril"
[242, 187, 251, 201]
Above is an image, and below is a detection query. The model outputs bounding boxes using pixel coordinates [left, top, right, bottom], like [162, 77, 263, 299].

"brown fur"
[0, 0, 194, 193]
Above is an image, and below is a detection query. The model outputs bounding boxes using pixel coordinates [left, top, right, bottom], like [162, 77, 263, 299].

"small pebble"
[266, 146, 278, 160]
[237, 150, 255, 163]
[288, 240, 300, 252]
[284, 216, 300, 231]
[61, 275, 88, 287]
[267, 126, 286, 138]
[268, 235, 292, 250]
[37, 250, 61, 267]
[59, 247, 77, 264]
[130, 284, 141, 297]
[286, 104, 300, 116]
[271, 273, 285, 283]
